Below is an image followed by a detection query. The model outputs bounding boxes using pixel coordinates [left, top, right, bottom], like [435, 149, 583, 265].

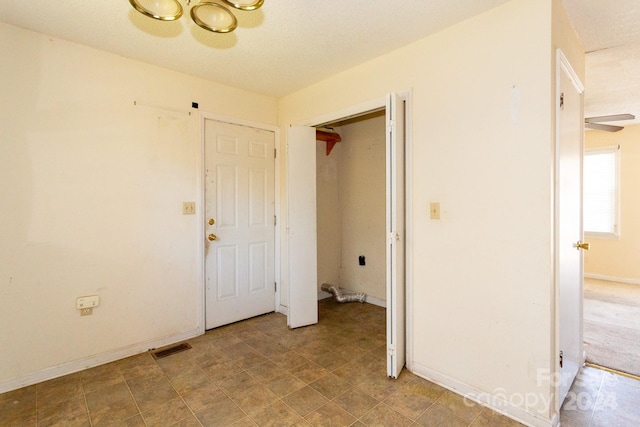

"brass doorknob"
[574, 241, 590, 250]
[208, 233, 217, 241]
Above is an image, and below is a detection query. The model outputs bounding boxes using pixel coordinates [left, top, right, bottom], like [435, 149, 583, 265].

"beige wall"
[0, 0, 585, 423]
[316, 136, 342, 290]
[316, 114, 387, 301]
[280, 0, 583, 422]
[584, 124, 640, 281]
[339, 115, 387, 300]
[0, 22, 277, 388]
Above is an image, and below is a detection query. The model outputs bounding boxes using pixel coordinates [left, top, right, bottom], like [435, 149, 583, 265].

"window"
[583, 146, 620, 237]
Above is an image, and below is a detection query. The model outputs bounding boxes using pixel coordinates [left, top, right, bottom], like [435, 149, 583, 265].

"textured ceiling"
[562, 0, 640, 126]
[0, 0, 510, 97]
[0, 0, 638, 122]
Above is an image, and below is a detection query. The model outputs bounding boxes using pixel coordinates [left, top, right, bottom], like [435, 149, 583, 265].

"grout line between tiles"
[122, 368, 145, 426]
[79, 374, 94, 427]
[164, 361, 205, 427]
[35, 383, 39, 427]
[586, 368, 607, 427]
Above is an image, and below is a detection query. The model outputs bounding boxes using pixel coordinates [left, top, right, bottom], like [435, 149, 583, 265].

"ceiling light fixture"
[129, 0, 264, 33]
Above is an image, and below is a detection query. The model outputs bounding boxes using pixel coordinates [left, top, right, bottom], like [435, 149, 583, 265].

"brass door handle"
[574, 241, 590, 250]
[208, 233, 217, 241]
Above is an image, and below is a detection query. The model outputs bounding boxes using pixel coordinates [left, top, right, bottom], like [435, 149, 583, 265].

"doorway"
[315, 110, 387, 309]
[583, 139, 640, 377]
[583, 277, 640, 377]
[287, 92, 410, 379]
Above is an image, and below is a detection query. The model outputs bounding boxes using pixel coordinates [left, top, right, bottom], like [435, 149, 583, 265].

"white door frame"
[553, 49, 585, 414]
[197, 112, 282, 332]
[297, 90, 414, 370]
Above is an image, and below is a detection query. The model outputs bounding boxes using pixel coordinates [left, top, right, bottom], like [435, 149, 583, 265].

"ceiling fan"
[584, 114, 635, 132]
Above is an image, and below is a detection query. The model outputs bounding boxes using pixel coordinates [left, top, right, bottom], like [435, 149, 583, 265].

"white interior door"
[287, 125, 318, 328]
[386, 93, 406, 378]
[204, 119, 275, 329]
[556, 50, 585, 404]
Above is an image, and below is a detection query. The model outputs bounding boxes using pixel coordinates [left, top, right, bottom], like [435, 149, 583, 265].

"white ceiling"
[0, 0, 639, 122]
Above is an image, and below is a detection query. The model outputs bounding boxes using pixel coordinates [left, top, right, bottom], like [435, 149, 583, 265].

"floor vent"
[151, 343, 192, 359]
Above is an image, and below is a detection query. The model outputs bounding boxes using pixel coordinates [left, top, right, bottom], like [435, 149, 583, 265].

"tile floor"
[560, 365, 640, 427]
[1, 299, 637, 426]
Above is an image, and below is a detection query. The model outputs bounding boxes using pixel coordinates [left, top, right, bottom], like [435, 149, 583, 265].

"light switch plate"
[183, 202, 196, 215]
[430, 202, 441, 220]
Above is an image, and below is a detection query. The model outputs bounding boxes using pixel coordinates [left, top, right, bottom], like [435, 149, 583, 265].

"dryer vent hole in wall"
[151, 343, 192, 359]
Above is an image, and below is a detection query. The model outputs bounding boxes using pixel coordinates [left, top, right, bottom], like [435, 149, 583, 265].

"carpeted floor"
[584, 278, 640, 377]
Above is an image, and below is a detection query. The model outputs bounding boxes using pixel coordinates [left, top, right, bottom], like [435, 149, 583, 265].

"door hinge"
[388, 232, 398, 244]
[274, 282, 277, 292]
[559, 93, 564, 110]
[388, 345, 396, 357]
[274, 148, 277, 158]
[274, 215, 277, 226]
[387, 119, 396, 133]
[559, 350, 564, 368]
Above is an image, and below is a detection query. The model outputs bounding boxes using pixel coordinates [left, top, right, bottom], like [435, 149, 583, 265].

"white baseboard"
[0, 327, 202, 394]
[584, 273, 640, 285]
[278, 305, 289, 316]
[364, 294, 386, 308]
[410, 362, 556, 427]
[317, 289, 387, 308]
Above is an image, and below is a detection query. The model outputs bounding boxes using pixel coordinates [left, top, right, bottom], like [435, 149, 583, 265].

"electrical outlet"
[77, 295, 99, 309]
[183, 202, 196, 215]
[81, 307, 93, 316]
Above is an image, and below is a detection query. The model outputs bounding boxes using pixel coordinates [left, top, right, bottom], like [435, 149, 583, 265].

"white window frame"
[583, 145, 620, 239]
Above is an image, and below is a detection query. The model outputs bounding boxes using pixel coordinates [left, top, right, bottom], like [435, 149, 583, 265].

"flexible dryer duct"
[321, 283, 366, 303]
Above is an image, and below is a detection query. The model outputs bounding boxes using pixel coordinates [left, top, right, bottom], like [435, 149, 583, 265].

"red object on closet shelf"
[316, 128, 342, 156]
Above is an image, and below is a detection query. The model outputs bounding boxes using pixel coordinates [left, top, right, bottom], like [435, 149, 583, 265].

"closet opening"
[314, 108, 406, 377]
[315, 109, 388, 309]
[287, 92, 408, 378]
